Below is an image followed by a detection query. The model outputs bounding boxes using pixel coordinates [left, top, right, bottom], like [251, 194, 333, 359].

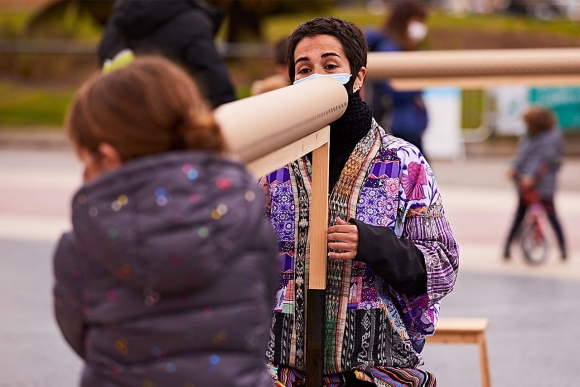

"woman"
[260, 17, 459, 387]
[251, 37, 291, 95]
[365, 0, 429, 157]
[503, 106, 567, 260]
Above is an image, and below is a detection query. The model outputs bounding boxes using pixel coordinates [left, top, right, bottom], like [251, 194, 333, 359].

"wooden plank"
[215, 77, 346, 163]
[433, 318, 488, 333]
[427, 332, 479, 344]
[309, 141, 330, 290]
[367, 49, 580, 80]
[306, 289, 325, 387]
[246, 127, 330, 179]
[427, 318, 492, 386]
[477, 333, 492, 387]
[390, 75, 580, 90]
[305, 139, 329, 387]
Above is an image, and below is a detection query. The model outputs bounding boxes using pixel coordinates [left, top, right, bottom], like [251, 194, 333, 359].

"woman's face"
[293, 34, 365, 92]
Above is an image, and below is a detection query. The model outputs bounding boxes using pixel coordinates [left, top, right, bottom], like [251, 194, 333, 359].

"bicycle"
[518, 187, 549, 265]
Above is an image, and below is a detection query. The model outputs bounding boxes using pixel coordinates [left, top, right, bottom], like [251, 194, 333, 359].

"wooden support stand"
[306, 289, 325, 387]
[305, 139, 329, 387]
[426, 318, 491, 387]
[241, 125, 331, 387]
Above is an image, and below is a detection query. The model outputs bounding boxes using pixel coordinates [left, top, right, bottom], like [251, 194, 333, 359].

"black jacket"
[98, 0, 236, 108]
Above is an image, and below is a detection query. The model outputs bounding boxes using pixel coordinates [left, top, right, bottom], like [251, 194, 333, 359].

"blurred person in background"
[97, 0, 236, 108]
[365, 0, 429, 158]
[261, 16, 459, 387]
[251, 37, 291, 95]
[503, 106, 567, 260]
[54, 56, 278, 386]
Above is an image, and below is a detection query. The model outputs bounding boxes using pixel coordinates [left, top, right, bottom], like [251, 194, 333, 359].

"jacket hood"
[71, 152, 265, 294]
[112, 0, 225, 38]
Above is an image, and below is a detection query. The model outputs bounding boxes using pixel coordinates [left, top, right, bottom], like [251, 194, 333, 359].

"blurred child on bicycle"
[53, 55, 278, 386]
[503, 106, 567, 260]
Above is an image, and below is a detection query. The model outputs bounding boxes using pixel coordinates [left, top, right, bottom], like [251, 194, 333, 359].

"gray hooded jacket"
[511, 129, 564, 199]
[53, 152, 278, 386]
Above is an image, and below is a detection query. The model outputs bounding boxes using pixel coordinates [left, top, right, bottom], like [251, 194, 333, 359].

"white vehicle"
[505, 0, 580, 20]
[438, 0, 580, 19]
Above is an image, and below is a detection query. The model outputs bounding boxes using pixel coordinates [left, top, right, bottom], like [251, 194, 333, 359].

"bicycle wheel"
[520, 223, 549, 265]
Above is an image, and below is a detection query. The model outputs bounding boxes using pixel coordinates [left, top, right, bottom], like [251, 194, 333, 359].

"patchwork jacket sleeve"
[53, 233, 85, 358]
[258, 175, 273, 217]
[392, 143, 460, 337]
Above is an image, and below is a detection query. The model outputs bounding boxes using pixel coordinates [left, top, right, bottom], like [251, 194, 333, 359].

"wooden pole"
[306, 136, 329, 387]
[214, 79, 345, 387]
[366, 48, 580, 90]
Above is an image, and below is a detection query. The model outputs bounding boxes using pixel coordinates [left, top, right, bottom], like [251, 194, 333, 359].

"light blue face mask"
[293, 73, 352, 85]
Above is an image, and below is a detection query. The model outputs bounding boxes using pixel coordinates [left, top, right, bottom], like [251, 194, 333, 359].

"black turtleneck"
[328, 95, 373, 190]
[310, 94, 427, 296]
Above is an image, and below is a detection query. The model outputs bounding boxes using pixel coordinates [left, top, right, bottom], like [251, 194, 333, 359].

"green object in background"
[0, 83, 74, 128]
[461, 89, 484, 129]
[530, 87, 580, 132]
[103, 49, 135, 73]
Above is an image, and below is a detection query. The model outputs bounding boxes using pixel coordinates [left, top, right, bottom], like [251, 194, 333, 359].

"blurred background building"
[2, 0, 580, 157]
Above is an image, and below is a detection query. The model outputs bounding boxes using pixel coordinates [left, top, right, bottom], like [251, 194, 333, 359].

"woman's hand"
[327, 217, 359, 260]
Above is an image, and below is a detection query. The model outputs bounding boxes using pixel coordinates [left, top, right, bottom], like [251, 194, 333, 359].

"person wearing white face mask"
[365, 0, 430, 159]
[260, 16, 458, 387]
[407, 19, 428, 43]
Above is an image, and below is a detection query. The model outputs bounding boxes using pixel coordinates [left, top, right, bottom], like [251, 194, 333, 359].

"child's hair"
[523, 106, 557, 136]
[66, 55, 228, 161]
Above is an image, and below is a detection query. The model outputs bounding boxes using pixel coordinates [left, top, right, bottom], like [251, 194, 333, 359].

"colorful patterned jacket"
[259, 122, 459, 379]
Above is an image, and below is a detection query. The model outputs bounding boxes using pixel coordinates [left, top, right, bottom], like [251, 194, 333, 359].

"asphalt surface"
[1, 146, 579, 387]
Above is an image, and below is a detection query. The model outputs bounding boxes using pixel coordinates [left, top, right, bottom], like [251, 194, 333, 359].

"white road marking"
[0, 214, 70, 243]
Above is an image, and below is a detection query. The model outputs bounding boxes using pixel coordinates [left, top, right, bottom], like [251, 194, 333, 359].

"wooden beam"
[367, 48, 580, 79]
[215, 77, 346, 164]
[306, 289, 325, 387]
[245, 127, 330, 179]
[428, 317, 488, 335]
[306, 140, 329, 387]
[366, 48, 580, 90]
[426, 318, 491, 387]
[309, 140, 330, 290]
[391, 75, 580, 90]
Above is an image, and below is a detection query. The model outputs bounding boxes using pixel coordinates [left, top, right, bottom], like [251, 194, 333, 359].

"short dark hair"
[286, 17, 368, 83]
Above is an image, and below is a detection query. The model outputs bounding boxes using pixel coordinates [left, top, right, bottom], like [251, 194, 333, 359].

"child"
[53, 55, 278, 386]
[503, 106, 567, 260]
[250, 37, 291, 95]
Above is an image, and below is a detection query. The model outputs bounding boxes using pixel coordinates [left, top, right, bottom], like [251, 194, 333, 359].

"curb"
[0, 130, 71, 151]
[2, 129, 580, 158]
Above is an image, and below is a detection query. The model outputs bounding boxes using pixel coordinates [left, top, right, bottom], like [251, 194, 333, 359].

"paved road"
[1, 149, 579, 386]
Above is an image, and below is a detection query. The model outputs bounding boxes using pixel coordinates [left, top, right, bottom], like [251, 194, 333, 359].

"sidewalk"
[3, 127, 580, 157]
[0, 129, 71, 151]
[1, 139, 579, 387]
